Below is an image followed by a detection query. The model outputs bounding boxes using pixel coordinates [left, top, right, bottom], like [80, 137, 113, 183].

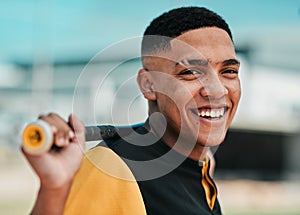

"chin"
[197, 132, 227, 147]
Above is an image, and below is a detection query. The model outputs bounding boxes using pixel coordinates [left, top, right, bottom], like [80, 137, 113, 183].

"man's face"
[143, 27, 241, 148]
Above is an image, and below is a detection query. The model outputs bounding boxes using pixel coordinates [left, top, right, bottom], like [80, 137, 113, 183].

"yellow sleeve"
[64, 146, 147, 215]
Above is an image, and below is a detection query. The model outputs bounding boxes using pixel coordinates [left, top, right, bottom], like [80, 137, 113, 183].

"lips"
[191, 106, 228, 119]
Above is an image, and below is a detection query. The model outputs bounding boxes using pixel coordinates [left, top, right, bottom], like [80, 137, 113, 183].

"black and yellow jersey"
[64, 126, 222, 215]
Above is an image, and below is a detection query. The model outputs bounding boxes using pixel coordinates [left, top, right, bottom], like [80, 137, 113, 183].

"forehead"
[169, 27, 236, 63]
[142, 27, 236, 71]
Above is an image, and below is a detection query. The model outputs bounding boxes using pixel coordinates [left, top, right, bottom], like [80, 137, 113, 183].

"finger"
[68, 114, 85, 146]
[39, 113, 72, 147]
[38, 114, 58, 134]
[50, 113, 76, 146]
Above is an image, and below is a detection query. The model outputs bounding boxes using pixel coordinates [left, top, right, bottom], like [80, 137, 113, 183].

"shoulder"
[64, 145, 146, 215]
[83, 146, 136, 181]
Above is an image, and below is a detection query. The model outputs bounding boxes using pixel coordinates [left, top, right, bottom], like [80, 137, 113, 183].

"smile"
[191, 107, 228, 119]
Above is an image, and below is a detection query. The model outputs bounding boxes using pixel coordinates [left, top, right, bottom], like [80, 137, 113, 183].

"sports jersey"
[64, 126, 222, 215]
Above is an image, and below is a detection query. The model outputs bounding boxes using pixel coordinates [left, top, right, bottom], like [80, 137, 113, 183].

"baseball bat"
[22, 120, 143, 155]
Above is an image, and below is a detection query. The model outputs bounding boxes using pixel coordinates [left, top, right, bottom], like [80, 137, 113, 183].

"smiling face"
[139, 27, 241, 158]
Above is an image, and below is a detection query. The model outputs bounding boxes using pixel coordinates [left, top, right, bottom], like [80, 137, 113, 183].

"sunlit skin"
[138, 27, 241, 161]
[22, 26, 241, 215]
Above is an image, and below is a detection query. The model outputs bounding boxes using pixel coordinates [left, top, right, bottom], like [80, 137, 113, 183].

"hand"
[22, 113, 85, 190]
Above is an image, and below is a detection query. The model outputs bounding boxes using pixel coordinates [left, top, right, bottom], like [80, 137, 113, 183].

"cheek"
[227, 81, 241, 125]
[232, 82, 241, 104]
[156, 83, 198, 127]
[157, 89, 185, 112]
[226, 79, 241, 103]
[157, 81, 196, 108]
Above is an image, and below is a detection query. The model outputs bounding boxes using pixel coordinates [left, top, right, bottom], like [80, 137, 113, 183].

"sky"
[0, 0, 299, 63]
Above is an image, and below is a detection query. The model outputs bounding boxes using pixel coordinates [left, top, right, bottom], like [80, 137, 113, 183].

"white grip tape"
[22, 120, 53, 155]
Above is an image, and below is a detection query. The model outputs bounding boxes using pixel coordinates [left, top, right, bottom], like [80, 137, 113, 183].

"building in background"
[0, 0, 299, 178]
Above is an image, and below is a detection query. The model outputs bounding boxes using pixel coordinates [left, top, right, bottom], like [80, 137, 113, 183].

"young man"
[23, 6, 241, 215]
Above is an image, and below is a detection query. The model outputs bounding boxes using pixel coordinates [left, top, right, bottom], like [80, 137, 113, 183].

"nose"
[199, 74, 228, 99]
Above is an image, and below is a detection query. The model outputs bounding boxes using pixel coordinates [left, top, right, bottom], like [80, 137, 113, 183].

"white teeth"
[211, 111, 216, 117]
[197, 108, 225, 118]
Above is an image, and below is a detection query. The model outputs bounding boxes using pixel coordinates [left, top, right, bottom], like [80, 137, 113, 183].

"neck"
[144, 119, 209, 161]
[162, 130, 209, 161]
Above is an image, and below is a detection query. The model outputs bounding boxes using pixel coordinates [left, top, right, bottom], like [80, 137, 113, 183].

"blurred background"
[0, 0, 300, 214]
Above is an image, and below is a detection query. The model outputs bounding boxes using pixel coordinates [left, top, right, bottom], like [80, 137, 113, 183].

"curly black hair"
[142, 7, 232, 56]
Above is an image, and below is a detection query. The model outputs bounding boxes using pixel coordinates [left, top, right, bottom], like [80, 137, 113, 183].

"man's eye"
[179, 69, 204, 78]
[222, 69, 238, 78]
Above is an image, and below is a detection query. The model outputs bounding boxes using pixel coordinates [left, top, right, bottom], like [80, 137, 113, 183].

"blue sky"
[0, 0, 299, 63]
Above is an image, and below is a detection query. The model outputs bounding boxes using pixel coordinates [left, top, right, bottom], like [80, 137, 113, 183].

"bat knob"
[22, 120, 53, 155]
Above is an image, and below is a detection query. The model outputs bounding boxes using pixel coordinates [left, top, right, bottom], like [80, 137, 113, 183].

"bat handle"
[22, 120, 142, 155]
[22, 120, 53, 155]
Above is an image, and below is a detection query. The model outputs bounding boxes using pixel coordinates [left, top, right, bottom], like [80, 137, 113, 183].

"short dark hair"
[142, 7, 232, 56]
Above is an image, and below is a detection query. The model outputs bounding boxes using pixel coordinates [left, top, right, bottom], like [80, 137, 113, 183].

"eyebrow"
[176, 58, 240, 67]
[222, 59, 240, 66]
[176, 59, 208, 67]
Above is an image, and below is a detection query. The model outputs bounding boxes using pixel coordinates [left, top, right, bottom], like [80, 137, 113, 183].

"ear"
[137, 69, 156, 101]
